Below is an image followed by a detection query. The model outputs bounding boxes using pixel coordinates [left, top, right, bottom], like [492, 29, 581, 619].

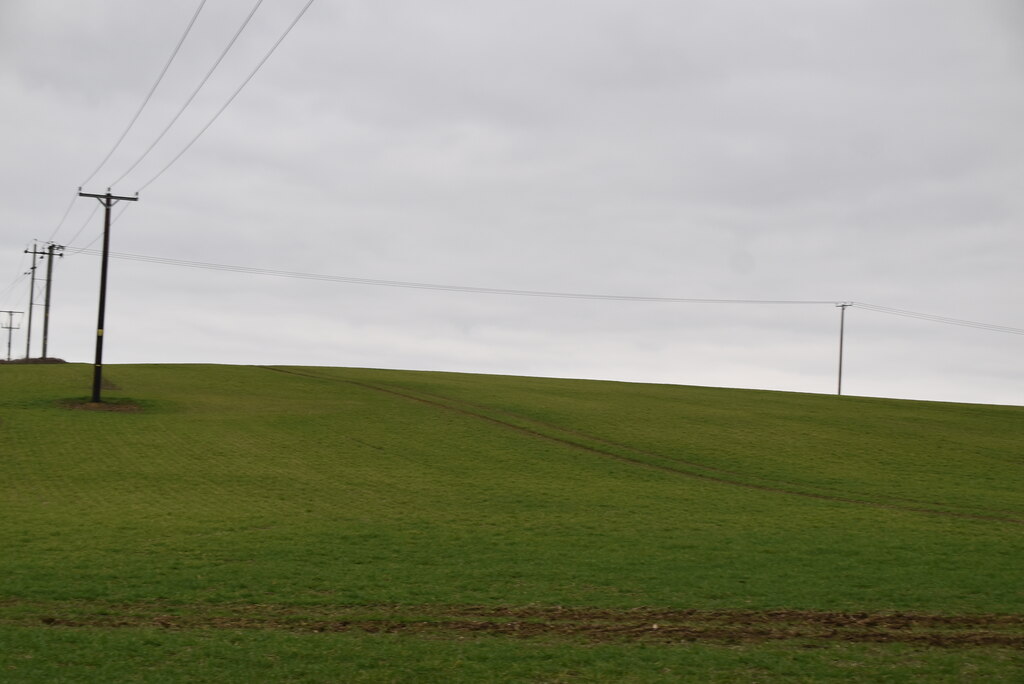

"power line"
[41, 1, 314, 253]
[72, 248, 839, 305]
[0, 251, 32, 306]
[0, 272, 29, 311]
[136, 0, 318, 192]
[70, 248, 1024, 336]
[80, 0, 210, 190]
[851, 302, 1024, 336]
[65, 203, 134, 254]
[109, 0, 265, 189]
[61, 203, 101, 250]
[45, 190, 80, 242]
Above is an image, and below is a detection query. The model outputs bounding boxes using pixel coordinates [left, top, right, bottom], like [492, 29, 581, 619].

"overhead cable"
[52, 1, 206, 243]
[66, 203, 134, 254]
[136, 0, 318, 192]
[71, 249, 1024, 335]
[109, 0, 265, 189]
[81, 0, 209, 190]
[851, 302, 1024, 336]
[0, 271, 30, 309]
[73, 249, 841, 305]
[45, 190, 80, 242]
[61, 204, 101, 250]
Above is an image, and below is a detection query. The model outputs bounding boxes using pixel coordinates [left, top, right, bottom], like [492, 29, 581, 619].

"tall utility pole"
[836, 302, 852, 396]
[1, 310, 22, 362]
[41, 242, 65, 359]
[23, 243, 45, 359]
[78, 188, 139, 403]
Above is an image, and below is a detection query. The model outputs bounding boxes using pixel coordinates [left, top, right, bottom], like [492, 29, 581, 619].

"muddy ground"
[11, 602, 1022, 648]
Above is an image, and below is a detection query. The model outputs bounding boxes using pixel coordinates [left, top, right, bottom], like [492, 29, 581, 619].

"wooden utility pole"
[41, 243, 64, 358]
[1, 310, 22, 362]
[836, 302, 852, 395]
[23, 243, 44, 359]
[78, 188, 139, 402]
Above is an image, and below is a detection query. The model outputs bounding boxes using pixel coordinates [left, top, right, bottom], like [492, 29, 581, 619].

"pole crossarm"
[78, 190, 139, 204]
[0, 310, 23, 328]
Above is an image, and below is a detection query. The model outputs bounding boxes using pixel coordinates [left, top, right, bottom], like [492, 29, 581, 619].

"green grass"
[3, 625, 1022, 683]
[2, 363, 1022, 681]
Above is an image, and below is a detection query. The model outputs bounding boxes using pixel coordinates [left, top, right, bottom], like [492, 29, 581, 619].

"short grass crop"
[2, 363, 1022, 681]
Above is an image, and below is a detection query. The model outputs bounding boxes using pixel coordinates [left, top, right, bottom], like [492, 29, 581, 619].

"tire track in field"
[331, 379, 1007, 519]
[16, 600, 1024, 647]
[258, 367, 1024, 525]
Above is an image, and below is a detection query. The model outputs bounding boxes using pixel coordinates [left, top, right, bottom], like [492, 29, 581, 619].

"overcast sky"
[2, 0, 1022, 405]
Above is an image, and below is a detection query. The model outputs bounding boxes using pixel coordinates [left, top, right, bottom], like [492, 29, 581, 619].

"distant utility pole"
[78, 188, 139, 403]
[836, 302, 852, 395]
[41, 242, 65, 359]
[1, 310, 23, 362]
[23, 243, 45, 358]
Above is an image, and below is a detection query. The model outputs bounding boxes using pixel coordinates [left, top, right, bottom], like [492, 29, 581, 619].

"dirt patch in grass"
[15, 601, 1024, 648]
[57, 398, 142, 412]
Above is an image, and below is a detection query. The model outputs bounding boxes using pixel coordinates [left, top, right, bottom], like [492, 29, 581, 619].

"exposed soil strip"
[8, 600, 1022, 648]
[258, 366, 1024, 525]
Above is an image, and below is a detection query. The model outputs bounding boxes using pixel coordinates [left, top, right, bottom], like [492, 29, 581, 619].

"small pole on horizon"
[836, 302, 852, 395]
[79, 188, 139, 402]
[1, 310, 22, 362]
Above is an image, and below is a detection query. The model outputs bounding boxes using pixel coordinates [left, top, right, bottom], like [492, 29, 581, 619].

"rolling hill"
[2, 363, 1022, 681]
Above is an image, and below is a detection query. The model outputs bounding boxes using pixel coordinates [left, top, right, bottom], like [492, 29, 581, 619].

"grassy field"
[1, 363, 1022, 681]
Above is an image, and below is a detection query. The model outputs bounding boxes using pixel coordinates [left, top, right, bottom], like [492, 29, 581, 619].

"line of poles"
[8, 204, 860, 401]
[19, 242, 63, 360]
[12, 206, 856, 403]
